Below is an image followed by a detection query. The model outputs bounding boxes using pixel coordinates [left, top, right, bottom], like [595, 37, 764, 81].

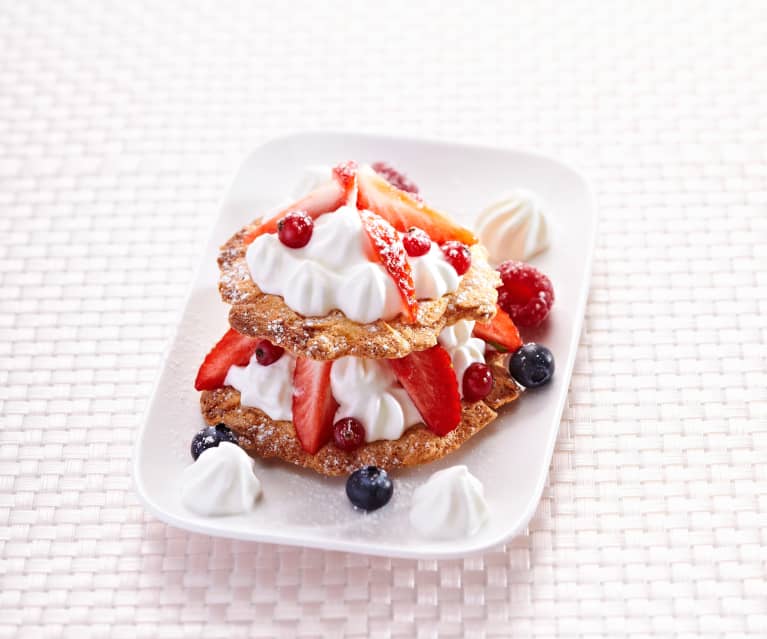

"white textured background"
[1, 1, 766, 637]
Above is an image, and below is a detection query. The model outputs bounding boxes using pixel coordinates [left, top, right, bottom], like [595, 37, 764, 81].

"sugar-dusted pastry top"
[219, 220, 500, 360]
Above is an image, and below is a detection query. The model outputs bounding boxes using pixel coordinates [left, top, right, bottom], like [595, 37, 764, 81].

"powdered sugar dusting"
[219, 214, 499, 360]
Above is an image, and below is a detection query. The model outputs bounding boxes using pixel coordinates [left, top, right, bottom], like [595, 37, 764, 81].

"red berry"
[333, 417, 366, 451]
[371, 162, 419, 195]
[403, 227, 431, 257]
[462, 362, 493, 402]
[441, 241, 472, 275]
[497, 260, 555, 328]
[277, 210, 313, 248]
[255, 339, 284, 366]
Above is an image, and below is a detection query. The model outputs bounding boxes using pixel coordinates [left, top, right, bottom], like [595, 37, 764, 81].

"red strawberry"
[472, 306, 523, 352]
[332, 160, 358, 197]
[388, 345, 462, 436]
[243, 161, 357, 244]
[358, 209, 418, 323]
[292, 358, 339, 454]
[195, 328, 261, 391]
[357, 167, 477, 246]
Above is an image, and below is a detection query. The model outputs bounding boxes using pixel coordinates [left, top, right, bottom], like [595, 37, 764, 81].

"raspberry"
[462, 362, 493, 402]
[371, 162, 420, 195]
[403, 227, 431, 257]
[333, 417, 366, 451]
[255, 339, 284, 366]
[441, 241, 472, 275]
[497, 260, 555, 328]
[277, 210, 313, 248]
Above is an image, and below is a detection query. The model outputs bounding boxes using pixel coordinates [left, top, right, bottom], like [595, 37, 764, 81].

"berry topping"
[402, 227, 431, 257]
[508, 343, 555, 388]
[255, 339, 284, 366]
[332, 160, 359, 195]
[194, 329, 261, 391]
[388, 345, 462, 436]
[277, 210, 314, 248]
[441, 241, 472, 275]
[333, 417, 366, 451]
[243, 177, 347, 244]
[359, 209, 418, 322]
[292, 358, 339, 454]
[191, 423, 237, 460]
[497, 260, 555, 328]
[346, 466, 393, 511]
[462, 363, 493, 402]
[472, 306, 523, 352]
[371, 161, 420, 195]
[357, 167, 477, 245]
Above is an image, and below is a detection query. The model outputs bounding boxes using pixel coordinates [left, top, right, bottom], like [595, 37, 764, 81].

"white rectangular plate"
[133, 132, 596, 559]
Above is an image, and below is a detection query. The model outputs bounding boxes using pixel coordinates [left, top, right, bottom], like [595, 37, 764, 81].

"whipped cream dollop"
[246, 205, 460, 324]
[181, 443, 262, 516]
[410, 465, 489, 539]
[224, 349, 423, 442]
[331, 356, 421, 442]
[225, 351, 296, 420]
[438, 320, 486, 397]
[474, 189, 550, 264]
[410, 243, 460, 299]
[291, 165, 332, 199]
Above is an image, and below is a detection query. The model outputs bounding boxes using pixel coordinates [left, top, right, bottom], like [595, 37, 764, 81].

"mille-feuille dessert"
[187, 160, 556, 516]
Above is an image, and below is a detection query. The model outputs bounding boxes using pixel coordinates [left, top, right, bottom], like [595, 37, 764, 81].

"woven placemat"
[1, 1, 765, 637]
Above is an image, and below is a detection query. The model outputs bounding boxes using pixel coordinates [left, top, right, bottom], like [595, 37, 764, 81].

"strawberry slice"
[358, 209, 418, 323]
[388, 345, 462, 436]
[357, 167, 477, 246]
[243, 161, 357, 244]
[195, 328, 261, 391]
[472, 306, 523, 352]
[292, 358, 339, 454]
[332, 160, 358, 198]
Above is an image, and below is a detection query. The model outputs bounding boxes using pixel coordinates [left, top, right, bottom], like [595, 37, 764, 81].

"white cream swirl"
[246, 205, 461, 324]
[438, 320, 485, 397]
[410, 243, 460, 299]
[474, 189, 550, 264]
[410, 465, 489, 539]
[225, 351, 296, 420]
[181, 443, 262, 516]
[330, 356, 421, 442]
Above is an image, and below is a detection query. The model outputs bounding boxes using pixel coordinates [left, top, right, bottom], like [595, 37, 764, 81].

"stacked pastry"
[195, 162, 524, 476]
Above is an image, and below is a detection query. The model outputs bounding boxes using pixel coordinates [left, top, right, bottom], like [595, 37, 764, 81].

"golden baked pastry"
[219, 219, 501, 360]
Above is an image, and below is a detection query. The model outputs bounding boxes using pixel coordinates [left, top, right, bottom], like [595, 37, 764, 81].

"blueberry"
[346, 466, 393, 511]
[190, 423, 237, 460]
[509, 343, 555, 388]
